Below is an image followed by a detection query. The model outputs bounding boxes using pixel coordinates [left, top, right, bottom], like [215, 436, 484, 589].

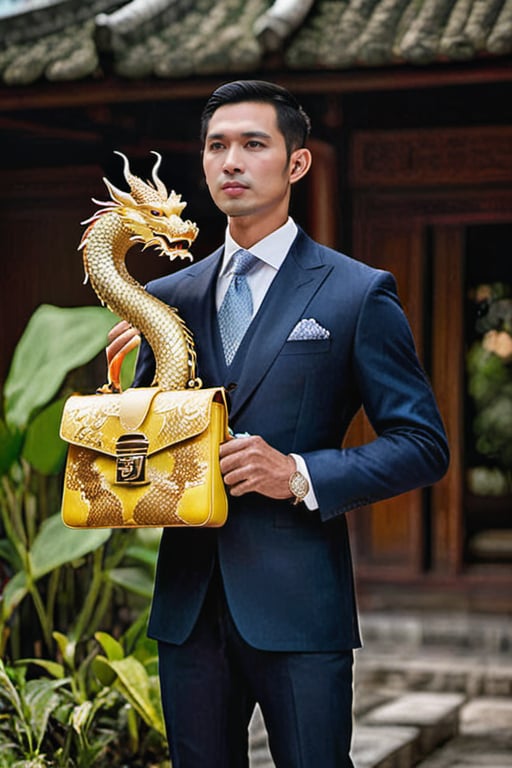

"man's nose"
[223, 146, 243, 174]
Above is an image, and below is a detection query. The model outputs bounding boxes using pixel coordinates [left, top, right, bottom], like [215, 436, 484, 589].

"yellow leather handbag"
[60, 386, 229, 529]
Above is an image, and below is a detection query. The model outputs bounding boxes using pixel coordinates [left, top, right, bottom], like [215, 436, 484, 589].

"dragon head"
[85, 151, 199, 260]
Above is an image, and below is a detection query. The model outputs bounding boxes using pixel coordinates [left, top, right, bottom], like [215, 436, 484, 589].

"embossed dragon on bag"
[60, 153, 229, 529]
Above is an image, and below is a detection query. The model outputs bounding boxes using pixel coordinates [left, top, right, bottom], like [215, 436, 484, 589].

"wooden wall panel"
[0, 167, 101, 383]
[348, 122, 512, 609]
[430, 227, 465, 574]
[351, 126, 512, 188]
[306, 138, 339, 248]
[348, 218, 427, 576]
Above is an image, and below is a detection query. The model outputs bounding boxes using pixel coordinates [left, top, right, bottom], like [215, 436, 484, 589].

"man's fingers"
[219, 436, 295, 499]
[219, 437, 256, 488]
[106, 325, 140, 364]
[107, 320, 132, 343]
[219, 435, 251, 457]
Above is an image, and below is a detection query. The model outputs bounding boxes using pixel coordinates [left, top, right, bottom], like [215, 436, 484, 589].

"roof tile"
[0, 0, 510, 86]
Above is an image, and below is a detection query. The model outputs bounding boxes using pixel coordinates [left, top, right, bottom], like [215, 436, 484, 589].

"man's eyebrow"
[206, 130, 272, 140]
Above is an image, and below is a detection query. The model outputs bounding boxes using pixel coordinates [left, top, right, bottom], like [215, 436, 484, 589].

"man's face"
[202, 101, 303, 233]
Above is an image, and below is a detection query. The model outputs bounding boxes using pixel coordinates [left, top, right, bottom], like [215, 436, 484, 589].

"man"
[108, 80, 449, 767]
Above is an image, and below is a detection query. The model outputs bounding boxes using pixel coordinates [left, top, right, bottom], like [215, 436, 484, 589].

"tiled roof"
[0, 0, 510, 86]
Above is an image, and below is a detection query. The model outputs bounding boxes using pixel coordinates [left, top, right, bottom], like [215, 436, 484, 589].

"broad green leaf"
[22, 397, 68, 475]
[0, 538, 21, 570]
[130, 630, 159, 671]
[1, 571, 27, 620]
[124, 544, 158, 569]
[92, 655, 117, 687]
[26, 677, 67, 748]
[0, 658, 23, 715]
[125, 529, 160, 567]
[109, 656, 165, 735]
[0, 418, 23, 476]
[53, 631, 76, 669]
[133, 527, 162, 549]
[16, 658, 65, 680]
[126, 528, 161, 564]
[4, 304, 118, 431]
[94, 631, 124, 662]
[109, 566, 154, 598]
[30, 514, 111, 579]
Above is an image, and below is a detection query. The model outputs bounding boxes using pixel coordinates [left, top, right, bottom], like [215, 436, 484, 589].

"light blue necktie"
[218, 248, 259, 365]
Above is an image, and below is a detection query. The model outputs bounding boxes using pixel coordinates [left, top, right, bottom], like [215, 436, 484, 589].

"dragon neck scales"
[80, 151, 201, 392]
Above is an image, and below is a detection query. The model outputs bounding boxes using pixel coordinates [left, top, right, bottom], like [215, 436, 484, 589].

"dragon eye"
[150, 210, 162, 216]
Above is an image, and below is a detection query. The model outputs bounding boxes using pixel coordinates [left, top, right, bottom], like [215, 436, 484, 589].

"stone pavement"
[248, 612, 512, 768]
[416, 697, 512, 768]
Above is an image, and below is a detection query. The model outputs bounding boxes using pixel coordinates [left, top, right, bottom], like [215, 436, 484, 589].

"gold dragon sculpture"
[59, 152, 229, 529]
[80, 150, 201, 393]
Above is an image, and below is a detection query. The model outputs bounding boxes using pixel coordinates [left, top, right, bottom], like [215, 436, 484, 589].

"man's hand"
[105, 320, 141, 392]
[219, 435, 295, 499]
[107, 320, 141, 365]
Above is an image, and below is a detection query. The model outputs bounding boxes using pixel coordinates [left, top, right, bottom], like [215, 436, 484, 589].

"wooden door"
[347, 124, 512, 609]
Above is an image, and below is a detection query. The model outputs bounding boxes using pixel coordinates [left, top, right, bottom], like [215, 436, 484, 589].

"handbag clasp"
[115, 433, 150, 485]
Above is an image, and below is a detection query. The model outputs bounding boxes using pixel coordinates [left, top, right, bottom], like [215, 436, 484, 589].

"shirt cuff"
[289, 453, 319, 510]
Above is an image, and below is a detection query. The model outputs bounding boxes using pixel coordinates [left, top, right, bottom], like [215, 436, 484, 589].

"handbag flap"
[60, 387, 227, 457]
[119, 387, 159, 430]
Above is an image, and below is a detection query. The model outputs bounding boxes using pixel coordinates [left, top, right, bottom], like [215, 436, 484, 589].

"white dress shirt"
[218, 218, 318, 511]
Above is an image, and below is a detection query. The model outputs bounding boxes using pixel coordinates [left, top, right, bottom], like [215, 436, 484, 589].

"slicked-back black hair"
[200, 80, 311, 159]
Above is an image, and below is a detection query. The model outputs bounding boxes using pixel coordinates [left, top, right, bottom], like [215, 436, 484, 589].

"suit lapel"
[228, 230, 332, 422]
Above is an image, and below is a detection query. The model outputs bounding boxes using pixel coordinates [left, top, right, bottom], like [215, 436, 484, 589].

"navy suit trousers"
[157, 566, 355, 768]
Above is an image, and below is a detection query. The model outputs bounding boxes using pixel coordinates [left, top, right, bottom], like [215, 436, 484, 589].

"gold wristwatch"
[289, 469, 309, 506]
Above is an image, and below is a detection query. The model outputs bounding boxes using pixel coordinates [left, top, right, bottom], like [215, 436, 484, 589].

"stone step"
[359, 612, 512, 656]
[361, 692, 466, 763]
[354, 652, 512, 697]
[414, 697, 512, 768]
[352, 725, 419, 768]
[249, 706, 272, 767]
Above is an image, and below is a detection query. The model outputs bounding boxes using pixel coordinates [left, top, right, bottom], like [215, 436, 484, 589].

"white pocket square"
[287, 318, 331, 341]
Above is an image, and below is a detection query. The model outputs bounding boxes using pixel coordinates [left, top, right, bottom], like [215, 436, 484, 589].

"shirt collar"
[220, 217, 298, 276]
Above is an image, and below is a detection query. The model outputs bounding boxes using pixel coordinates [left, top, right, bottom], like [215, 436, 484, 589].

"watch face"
[290, 471, 309, 500]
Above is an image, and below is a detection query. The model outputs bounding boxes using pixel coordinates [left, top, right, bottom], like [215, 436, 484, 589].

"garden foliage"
[0, 305, 169, 767]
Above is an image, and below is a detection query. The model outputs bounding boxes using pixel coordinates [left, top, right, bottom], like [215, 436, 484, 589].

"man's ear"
[289, 148, 312, 184]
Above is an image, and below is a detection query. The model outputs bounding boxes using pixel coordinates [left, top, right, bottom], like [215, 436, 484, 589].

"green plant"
[467, 284, 512, 496]
[0, 304, 141, 657]
[0, 305, 169, 765]
[0, 619, 169, 767]
[94, 630, 165, 738]
[0, 657, 66, 765]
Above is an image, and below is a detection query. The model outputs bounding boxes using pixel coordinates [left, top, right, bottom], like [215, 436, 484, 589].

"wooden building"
[1, 0, 511, 613]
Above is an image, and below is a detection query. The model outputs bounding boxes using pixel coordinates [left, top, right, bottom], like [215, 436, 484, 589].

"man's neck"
[227, 213, 290, 250]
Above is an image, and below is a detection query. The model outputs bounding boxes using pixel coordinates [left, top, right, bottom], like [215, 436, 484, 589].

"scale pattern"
[80, 151, 200, 391]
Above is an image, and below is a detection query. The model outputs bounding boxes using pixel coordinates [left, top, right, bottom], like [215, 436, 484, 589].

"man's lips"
[221, 181, 248, 195]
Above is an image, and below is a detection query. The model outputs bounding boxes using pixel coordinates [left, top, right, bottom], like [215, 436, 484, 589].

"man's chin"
[218, 201, 254, 218]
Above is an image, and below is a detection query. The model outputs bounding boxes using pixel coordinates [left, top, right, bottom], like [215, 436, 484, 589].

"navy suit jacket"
[134, 228, 449, 652]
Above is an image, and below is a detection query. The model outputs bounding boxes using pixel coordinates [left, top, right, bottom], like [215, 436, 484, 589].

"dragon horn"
[115, 150, 134, 184]
[103, 176, 135, 207]
[150, 151, 169, 198]
[115, 150, 160, 204]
